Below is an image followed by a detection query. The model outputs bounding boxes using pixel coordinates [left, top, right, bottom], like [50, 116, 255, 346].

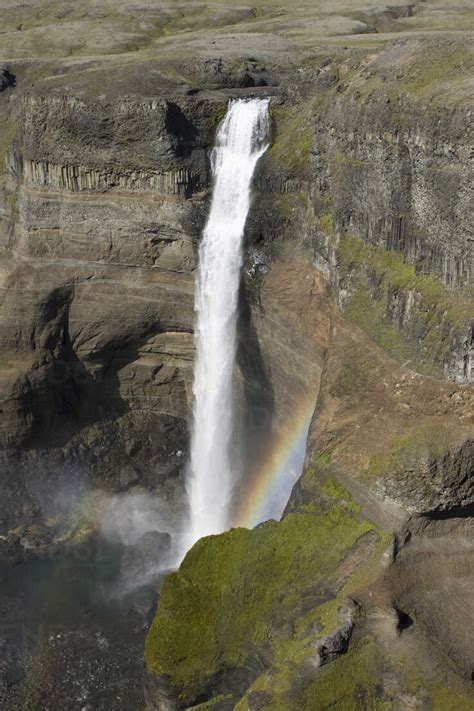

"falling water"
[185, 98, 270, 550]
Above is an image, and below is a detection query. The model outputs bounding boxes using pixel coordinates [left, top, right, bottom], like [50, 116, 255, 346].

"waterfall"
[185, 98, 270, 550]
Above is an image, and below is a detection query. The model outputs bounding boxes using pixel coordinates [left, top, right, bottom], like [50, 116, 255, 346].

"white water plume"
[185, 98, 270, 550]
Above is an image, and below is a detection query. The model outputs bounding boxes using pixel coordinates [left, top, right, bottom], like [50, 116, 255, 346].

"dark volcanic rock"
[312, 598, 360, 666]
[0, 66, 15, 92]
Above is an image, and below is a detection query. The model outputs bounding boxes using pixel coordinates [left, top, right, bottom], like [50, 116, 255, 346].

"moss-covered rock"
[268, 104, 314, 175]
[208, 103, 227, 130]
[298, 637, 386, 710]
[337, 233, 471, 379]
[297, 635, 474, 711]
[145, 492, 383, 707]
[0, 120, 16, 175]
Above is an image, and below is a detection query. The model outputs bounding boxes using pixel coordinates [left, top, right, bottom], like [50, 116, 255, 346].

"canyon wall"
[0, 14, 473, 709]
[0, 90, 212, 530]
[142, 36, 473, 711]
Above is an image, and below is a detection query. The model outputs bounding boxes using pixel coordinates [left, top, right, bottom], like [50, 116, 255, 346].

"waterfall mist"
[184, 98, 270, 551]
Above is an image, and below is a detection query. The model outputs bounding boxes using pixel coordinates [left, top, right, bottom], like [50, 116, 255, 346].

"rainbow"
[233, 395, 316, 529]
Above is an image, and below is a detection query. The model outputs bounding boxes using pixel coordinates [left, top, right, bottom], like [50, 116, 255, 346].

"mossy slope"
[146, 488, 382, 705]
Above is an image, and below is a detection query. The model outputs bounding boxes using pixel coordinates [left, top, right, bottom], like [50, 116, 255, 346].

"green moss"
[146, 504, 376, 689]
[296, 530, 390, 640]
[319, 212, 334, 234]
[316, 191, 335, 235]
[397, 46, 471, 101]
[403, 665, 474, 710]
[190, 694, 234, 709]
[314, 451, 332, 469]
[269, 105, 313, 174]
[349, 44, 472, 107]
[402, 665, 425, 694]
[289, 452, 334, 514]
[277, 192, 310, 222]
[298, 636, 473, 710]
[365, 421, 452, 480]
[254, 625, 474, 711]
[423, 678, 473, 711]
[299, 637, 390, 710]
[303, 451, 333, 484]
[322, 478, 347, 499]
[330, 151, 366, 170]
[0, 121, 16, 175]
[337, 233, 470, 374]
[344, 285, 416, 363]
[322, 479, 361, 514]
[208, 103, 227, 129]
[330, 358, 370, 398]
[233, 522, 390, 710]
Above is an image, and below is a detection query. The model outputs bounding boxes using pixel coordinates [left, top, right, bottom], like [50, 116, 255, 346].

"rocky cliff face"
[142, 28, 473, 711]
[0, 87, 213, 531]
[0, 1, 473, 708]
[313, 37, 472, 288]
